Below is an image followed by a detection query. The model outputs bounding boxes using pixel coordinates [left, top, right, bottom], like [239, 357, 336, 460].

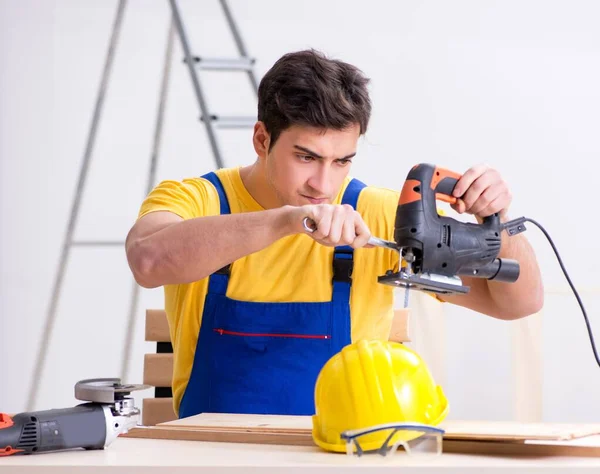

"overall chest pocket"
[206, 295, 334, 415]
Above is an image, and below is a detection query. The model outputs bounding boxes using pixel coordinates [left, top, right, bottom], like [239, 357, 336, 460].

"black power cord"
[502, 217, 599, 368]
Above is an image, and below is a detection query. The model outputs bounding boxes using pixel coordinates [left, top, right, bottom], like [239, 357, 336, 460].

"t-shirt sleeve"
[137, 178, 220, 221]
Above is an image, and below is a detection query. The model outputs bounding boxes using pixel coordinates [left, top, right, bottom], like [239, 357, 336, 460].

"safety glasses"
[340, 422, 445, 457]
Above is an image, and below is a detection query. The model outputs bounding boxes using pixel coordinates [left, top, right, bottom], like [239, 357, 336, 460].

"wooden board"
[156, 413, 600, 443]
[121, 425, 600, 458]
[142, 398, 177, 427]
[120, 412, 600, 457]
[122, 425, 315, 447]
[145, 309, 170, 342]
[143, 353, 173, 387]
[443, 437, 600, 458]
[160, 413, 311, 432]
[439, 420, 600, 441]
[389, 309, 411, 343]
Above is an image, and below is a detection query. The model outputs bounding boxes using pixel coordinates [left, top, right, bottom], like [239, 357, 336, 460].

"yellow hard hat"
[312, 340, 449, 453]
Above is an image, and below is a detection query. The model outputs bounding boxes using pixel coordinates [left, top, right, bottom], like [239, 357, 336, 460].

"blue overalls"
[178, 172, 366, 417]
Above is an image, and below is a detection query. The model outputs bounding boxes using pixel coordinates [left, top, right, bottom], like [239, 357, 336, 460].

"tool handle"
[399, 164, 461, 206]
[302, 217, 398, 250]
[0, 404, 107, 456]
[302, 216, 318, 233]
[429, 166, 462, 205]
[400, 163, 499, 226]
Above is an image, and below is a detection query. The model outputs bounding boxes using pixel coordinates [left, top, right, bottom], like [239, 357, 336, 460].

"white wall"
[1, 0, 599, 423]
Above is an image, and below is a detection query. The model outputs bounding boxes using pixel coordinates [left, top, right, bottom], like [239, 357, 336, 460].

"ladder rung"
[186, 56, 255, 71]
[201, 115, 256, 129]
[71, 240, 124, 247]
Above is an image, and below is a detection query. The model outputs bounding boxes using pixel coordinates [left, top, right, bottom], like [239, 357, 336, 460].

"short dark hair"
[257, 49, 372, 150]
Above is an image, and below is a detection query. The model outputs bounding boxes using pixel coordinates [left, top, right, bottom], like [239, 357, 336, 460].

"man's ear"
[252, 121, 271, 160]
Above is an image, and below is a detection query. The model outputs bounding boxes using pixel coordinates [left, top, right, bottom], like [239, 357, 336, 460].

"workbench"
[3, 436, 600, 473]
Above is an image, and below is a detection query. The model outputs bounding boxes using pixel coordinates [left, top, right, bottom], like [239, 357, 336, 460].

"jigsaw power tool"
[305, 162, 599, 369]
[378, 162, 600, 371]
[302, 162, 524, 297]
[0, 378, 148, 456]
[377, 162, 522, 296]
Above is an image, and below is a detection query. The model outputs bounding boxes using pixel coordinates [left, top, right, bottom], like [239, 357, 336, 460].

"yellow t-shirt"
[138, 167, 401, 414]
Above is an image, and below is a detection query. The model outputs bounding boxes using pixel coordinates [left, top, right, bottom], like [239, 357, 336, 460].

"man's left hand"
[450, 164, 512, 219]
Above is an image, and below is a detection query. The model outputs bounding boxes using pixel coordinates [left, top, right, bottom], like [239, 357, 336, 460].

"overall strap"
[332, 178, 367, 298]
[201, 171, 231, 214]
[201, 172, 231, 295]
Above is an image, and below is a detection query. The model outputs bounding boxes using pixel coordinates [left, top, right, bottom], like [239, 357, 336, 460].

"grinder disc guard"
[74, 378, 151, 404]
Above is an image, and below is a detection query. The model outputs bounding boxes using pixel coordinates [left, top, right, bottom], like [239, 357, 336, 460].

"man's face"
[261, 124, 360, 207]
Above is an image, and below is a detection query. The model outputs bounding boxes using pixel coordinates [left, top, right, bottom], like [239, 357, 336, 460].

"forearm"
[486, 219, 545, 319]
[130, 206, 295, 287]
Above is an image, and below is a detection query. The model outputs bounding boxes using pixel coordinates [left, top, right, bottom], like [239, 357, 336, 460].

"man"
[125, 49, 544, 418]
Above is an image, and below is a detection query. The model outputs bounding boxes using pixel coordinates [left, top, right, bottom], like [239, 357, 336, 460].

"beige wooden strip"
[405, 290, 447, 387]
[142, 397, 177, 426]
[145, 309, 170, 342]
[511, 310, 543, 422]
[161, 412, 312, 431]
[143, 353, 173, 387]
[440, 420, 600, 441]
[443, 438, 600, 458]
[122, 425, 315, 446]
[389, 309, 411, 343]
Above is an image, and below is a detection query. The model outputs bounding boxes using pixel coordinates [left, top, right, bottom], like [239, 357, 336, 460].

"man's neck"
[239, 162, 281, 210]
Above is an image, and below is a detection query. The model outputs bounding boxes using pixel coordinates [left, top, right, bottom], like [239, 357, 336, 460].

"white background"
[1, 0, 599, 422]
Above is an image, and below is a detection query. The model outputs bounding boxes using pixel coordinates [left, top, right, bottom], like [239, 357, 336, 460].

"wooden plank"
[161, 413, 311, 432]
[143, 353, 173, 387]
[443, 437, 600, 458]
[122, 425, 315, 447]
[158, 413, 600, 442]
[511, 311, 543, 422]
[142, 397, 177, 426]
[407, 291, 446, 387]
[121, 425, 600, 457]
[145, 309, 170, 342]
[389, 309, 410, 343]
[439, 420, 600, 442]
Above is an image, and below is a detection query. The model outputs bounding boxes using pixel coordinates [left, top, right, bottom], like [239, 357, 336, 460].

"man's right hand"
[288, 204, 372, 249]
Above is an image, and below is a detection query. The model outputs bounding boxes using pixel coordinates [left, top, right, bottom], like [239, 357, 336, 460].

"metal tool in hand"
[302, 216, 408, 306]
[302, 217, 399, 250]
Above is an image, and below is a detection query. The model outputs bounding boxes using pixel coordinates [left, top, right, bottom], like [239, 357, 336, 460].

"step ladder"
[171, 0, 259, 168]
[27, 0, 260, 410]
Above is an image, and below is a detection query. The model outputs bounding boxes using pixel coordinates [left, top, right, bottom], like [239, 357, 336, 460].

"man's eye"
[299, 155, 314, 162]
[337, 159, 352, 166]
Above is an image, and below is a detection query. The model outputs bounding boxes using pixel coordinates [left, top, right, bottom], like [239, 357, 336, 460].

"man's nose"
[307, 165, 331, 197]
